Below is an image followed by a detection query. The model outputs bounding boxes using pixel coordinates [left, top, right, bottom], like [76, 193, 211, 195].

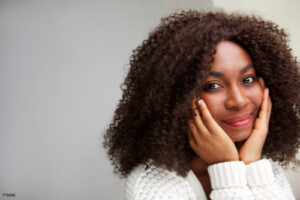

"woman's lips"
[223, 114, 251, 127]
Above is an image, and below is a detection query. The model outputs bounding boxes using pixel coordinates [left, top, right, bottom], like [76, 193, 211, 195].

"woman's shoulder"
[125, 162, 197, 200]
[264, 158, 286, 177]
[267, 158, 291, 185]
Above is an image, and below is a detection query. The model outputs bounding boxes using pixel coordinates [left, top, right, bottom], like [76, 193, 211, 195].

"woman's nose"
[225, 86, 249, 111]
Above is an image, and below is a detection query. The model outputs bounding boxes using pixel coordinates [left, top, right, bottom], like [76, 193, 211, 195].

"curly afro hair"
[103, 10, 300, 178]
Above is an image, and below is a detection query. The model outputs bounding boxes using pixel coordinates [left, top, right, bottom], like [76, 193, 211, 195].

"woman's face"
[200, 40, 264, 142]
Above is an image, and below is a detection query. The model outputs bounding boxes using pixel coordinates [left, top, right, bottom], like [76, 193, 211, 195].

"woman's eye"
[243, 76, 256, 84]
[205, 83, 220, 90]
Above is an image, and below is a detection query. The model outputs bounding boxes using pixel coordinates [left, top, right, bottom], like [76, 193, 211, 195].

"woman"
[103, 10, 300, 199]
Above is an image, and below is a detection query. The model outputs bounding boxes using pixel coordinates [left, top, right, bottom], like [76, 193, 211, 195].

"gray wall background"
[0, 1, 298, 200]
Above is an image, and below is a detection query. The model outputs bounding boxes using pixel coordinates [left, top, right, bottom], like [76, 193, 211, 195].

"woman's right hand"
[187, 98, 239, 165]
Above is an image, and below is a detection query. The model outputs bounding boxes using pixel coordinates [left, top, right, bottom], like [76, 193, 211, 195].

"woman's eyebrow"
[208, 64, 254, 77]
[240, 64, 254, 73]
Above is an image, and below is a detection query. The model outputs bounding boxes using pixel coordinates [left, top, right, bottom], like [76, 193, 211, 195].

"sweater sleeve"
[208, 161, 254, 200]
[245, 159, 295, 200]
[207, 159, 295, 200]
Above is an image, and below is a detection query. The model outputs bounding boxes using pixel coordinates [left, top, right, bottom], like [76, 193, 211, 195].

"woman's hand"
[187, 98, 239, 165]
[238, 78, 272, 164]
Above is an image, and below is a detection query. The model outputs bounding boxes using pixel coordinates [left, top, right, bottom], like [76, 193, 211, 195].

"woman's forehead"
[209, 41, 253, 73]
[208, 64, 254, 77]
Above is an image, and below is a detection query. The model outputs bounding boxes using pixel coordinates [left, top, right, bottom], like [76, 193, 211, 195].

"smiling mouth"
[223, 114, 251, 128]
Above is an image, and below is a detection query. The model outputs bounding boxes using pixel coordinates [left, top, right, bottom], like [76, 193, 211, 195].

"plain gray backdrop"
[0, 1, 299, 200]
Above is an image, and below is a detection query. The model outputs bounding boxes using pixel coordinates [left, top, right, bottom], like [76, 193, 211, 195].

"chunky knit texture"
[125, 159, 295, 200]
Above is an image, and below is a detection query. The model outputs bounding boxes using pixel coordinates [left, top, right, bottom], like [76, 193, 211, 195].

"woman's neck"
[189, 156, 211, 197]
[189, 156, 209, 176]
[235, 141, 244, 151]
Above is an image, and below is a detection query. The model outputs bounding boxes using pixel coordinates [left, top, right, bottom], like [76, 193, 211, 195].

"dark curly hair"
[103, 10, 300, 178]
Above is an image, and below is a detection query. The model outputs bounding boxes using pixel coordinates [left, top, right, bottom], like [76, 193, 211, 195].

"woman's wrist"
[208, 160, 247, 189]
[245, 159, 275, 187]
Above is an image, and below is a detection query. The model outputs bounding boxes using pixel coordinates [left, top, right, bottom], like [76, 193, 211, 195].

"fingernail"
[198, 99, 203, 105]
[267, 88, 269, 94]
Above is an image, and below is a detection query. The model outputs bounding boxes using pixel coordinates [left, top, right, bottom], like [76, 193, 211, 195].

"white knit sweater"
[125, 159, 295, 200]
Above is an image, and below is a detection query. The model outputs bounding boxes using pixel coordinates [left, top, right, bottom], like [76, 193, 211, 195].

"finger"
[186, 127, 198, 152]
[255, 88, 271, 132]
[197, 99, 223, 135]
[266, 88, 272, 118]
[261, 88, 271, 120]
[187, 119, 202, 145]
[191, 98, 209, 135]
[187, 120, 197, 141]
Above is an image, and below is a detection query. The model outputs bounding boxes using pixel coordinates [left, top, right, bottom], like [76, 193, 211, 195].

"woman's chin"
[221, 122, 253, 142]
[231, 134, 250, 142]
[226, 129, 251, 142]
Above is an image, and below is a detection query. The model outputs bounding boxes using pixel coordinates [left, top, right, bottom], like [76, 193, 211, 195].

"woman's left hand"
[239, 78, 272, 164]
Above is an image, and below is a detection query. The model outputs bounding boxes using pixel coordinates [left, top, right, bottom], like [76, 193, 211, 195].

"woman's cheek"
[250, 85, 264, 115]
[255, 85, 264, 106]
[201, 97, 222, 121]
